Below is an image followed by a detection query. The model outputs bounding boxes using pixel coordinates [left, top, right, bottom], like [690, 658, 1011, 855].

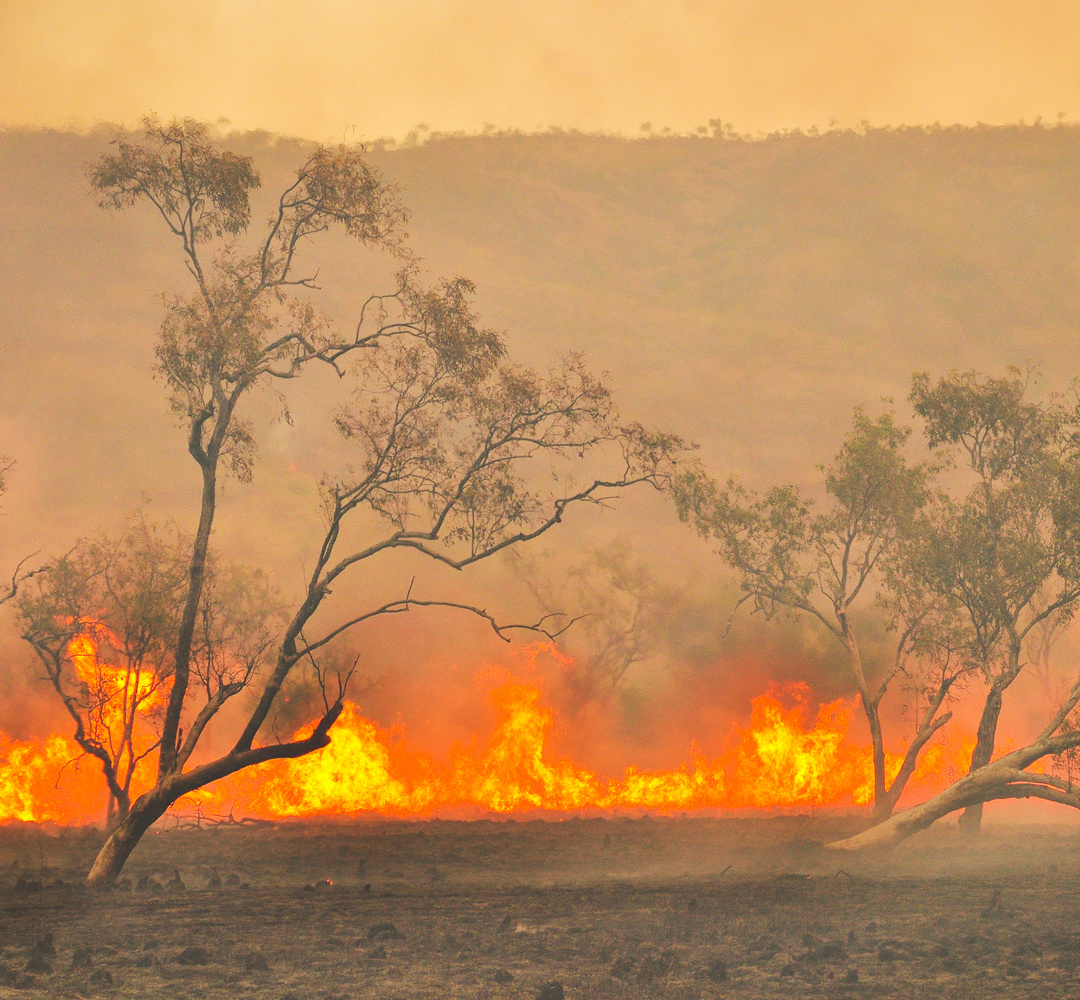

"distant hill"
[378, 123, 1080, 442]
[6, 123, 1080, 481]
[4, 119, 1080, 551]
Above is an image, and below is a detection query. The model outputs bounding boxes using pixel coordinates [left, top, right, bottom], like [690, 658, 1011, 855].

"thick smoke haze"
[3, 2, 1080, 140]
[3, 123, 1080, 787]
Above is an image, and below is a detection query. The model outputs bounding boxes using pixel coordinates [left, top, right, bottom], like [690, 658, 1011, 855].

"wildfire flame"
[223, 681, 975, 818]
[0, 732, 89, 824]
[0, 624, 977, 824]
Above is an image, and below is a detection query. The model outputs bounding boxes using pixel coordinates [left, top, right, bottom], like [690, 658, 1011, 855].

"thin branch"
[0, 554, 45, 607]
[294, 596, 577, 660]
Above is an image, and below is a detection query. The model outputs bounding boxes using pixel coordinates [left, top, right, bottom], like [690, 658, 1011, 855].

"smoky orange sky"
[3, 0, 1080, 139]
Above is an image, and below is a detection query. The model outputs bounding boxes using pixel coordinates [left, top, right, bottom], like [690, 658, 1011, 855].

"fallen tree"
[829, 667, 1080, 850]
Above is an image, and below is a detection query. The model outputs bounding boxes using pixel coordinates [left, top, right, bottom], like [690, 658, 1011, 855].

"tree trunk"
[159, 460, 217, 779]
[957, 685, 1003, 836]
[873, 723, 936, 822]
[86, 791, 171, 886]
[829, 779, 979, 851]
[829, 767, 1001, 851]
[827, 739, 1062, 852]
[840, 629, 888, 818]
[863, 691, 889, 821]
[84, 715, 339, 885]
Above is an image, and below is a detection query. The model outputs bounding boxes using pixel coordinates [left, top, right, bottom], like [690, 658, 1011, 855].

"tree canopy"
[676, 409, 942, 817]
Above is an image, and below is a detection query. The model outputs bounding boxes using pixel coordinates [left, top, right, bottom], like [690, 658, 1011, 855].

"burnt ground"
[0, 815, 1075, 999]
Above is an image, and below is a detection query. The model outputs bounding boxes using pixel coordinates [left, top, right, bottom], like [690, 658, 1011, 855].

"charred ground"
[0, 816, 1074, 998]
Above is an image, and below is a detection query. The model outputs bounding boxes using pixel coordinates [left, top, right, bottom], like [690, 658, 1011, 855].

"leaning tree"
[676, 408, 962, 820]
[28, 117, 682, 884]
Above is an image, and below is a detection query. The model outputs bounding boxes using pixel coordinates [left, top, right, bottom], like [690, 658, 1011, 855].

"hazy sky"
[3, 0, 1080, 140]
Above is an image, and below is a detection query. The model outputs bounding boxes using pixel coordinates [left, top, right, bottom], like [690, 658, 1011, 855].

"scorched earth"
[0, 815, 1072, 1000]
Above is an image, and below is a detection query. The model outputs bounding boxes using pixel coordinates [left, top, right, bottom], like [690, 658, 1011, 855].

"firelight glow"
[0, 627, 977, 825]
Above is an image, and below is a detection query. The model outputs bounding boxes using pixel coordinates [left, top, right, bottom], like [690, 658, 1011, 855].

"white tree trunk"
[827, 741, 1074, 851]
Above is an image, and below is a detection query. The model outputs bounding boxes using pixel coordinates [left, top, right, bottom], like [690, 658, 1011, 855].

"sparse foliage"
[58, 116, 684, 883]
[677, 409, 946, 818]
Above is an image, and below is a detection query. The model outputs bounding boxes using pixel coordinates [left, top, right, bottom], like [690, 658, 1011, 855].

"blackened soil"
[0, 815, 1075, 998]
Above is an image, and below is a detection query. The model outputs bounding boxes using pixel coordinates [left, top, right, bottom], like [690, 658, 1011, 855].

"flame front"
[209, 680, 976, 820]
[0, 656, 978, 825]
[0, 732, 96, 823]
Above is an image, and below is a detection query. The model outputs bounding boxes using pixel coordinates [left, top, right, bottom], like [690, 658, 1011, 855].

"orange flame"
[0, 624, 172, 824]
[210, 680, 980, 820]
[68, 627, 166, 720]
[0, 732, 101, 823]
[0, 653, 983, 825]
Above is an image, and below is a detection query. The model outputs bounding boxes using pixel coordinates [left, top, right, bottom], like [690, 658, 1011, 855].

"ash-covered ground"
[0, 815, 1074, 998]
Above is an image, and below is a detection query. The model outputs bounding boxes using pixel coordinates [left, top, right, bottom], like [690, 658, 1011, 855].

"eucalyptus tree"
[30, 117, 683, 884]
[906, 367, 1080, 834]
[677, 409, 957, 818]
[827, 370, 1080, 849]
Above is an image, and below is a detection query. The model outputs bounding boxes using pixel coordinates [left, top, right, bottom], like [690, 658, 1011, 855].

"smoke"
[4, 1, 1080, 139]
[479, 540, 860, 772]
[3, 123, 1080, 795]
